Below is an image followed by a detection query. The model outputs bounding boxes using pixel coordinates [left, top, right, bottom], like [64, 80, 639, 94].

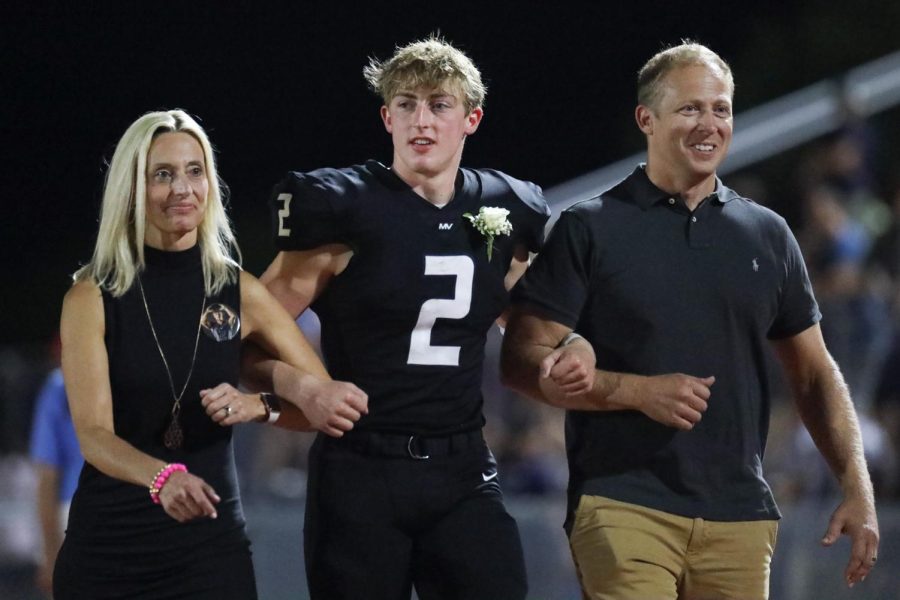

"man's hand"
[821, 495, 880, 587]
[291, 376, 369, 437]
[631, 374, 715, 430]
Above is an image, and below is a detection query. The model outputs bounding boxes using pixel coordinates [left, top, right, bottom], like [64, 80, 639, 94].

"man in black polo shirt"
[502, 41, 879, 599]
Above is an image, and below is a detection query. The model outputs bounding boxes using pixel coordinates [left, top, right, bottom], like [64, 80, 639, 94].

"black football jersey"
[270, 160, 549, 435]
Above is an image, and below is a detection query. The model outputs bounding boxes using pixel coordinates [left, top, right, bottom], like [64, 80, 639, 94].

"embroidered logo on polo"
[438, 222, 453, 230]
[752, 258, 759, 272]
[201, 303, 240, 342]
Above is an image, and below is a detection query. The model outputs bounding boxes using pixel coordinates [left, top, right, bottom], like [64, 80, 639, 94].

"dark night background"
[5, 1, 900, 343]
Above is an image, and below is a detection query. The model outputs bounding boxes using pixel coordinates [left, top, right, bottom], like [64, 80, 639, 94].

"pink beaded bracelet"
[149, 463, 188, 504]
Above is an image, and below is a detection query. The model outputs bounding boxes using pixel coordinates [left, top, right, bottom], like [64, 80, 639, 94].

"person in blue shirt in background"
[29, 364, 83, 598]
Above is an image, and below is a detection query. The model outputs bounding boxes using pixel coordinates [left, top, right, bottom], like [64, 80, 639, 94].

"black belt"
[326, 429, 483, 459]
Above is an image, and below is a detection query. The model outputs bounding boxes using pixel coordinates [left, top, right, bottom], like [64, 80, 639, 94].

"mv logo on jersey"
[438, 223, 453, 230]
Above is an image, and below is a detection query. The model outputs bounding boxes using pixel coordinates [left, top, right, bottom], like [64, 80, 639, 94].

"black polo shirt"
[512, 165, 821, 524]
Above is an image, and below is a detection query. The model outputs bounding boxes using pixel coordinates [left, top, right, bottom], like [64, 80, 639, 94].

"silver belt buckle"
[407, 435, 430, 460]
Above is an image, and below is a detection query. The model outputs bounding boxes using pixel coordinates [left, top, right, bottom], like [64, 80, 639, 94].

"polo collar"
[628, 164, 737, 210]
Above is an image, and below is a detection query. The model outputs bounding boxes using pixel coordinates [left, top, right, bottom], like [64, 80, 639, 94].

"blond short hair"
[74, 109, 240, 297]
[363, 35, 486, 113]
[638, 41, 734, 112]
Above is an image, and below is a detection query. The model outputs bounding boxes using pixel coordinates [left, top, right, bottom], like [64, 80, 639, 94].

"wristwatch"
[258, 393, 282, 424]
[557, 332, 584, 348]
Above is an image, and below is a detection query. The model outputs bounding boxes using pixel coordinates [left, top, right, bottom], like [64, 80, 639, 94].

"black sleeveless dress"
[53, 245, 257, 599]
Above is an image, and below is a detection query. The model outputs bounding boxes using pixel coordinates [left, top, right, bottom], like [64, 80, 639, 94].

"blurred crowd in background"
[3, 109, 900, 596]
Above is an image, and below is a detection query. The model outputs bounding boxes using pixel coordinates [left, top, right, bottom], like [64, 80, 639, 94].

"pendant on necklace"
[137, 276, 206, 452]
[163, 416, 184, 449]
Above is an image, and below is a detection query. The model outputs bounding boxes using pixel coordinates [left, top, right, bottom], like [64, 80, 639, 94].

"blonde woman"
[54, 110, 367, 599]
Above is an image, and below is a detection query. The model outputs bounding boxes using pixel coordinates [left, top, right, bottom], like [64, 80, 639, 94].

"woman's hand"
[158, 470, 220, 522]
[200, 383, 266, 425]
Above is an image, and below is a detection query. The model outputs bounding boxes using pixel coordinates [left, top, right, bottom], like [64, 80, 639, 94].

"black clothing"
[305, 434, 526, 600]
[271, 160, 548, 599]
[54, 245, 256, 599]
[272, 160, 549, 436]
[512, 166, 821, 528]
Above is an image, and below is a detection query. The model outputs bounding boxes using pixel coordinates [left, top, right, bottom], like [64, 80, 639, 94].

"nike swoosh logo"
[482, 471, 498, 482]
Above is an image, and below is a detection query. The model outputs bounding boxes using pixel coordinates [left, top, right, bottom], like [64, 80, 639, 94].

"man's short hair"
[638, 40, 734, 112]
[363, 35, 486, 113]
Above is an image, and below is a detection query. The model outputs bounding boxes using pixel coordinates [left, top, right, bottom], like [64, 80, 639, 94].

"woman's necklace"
[137, 276, 207, 450]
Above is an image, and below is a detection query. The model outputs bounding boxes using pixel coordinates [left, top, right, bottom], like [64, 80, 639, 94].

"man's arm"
[240, 245, 358, 433]
[501, 307, 597, 406]
[503, 244, 530, 291]
[772, 323, 879, 587]
[501, 307, 714, 430]
[494, 243, 530, 330]
[259, 244, 353, 319]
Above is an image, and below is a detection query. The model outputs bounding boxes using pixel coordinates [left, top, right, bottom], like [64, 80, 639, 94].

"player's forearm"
[267, 361, 330, 410]
[501, 329, 554, 400]
[501, 310, 572, 405]
[794, 357, 873, 499]
[503, 308, 641, 410]
[501, 335, 638, 411]
[241, 344, 319, 388]
[240, 346, 332, 431]
[240, 343, 275, 392]
[270, 402, 314, 431]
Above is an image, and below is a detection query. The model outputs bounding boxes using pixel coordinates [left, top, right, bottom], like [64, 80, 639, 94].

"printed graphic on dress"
[201, 303, 240, 342]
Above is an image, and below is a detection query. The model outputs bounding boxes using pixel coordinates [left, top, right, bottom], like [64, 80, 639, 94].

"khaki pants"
[569, 495, 778, 600]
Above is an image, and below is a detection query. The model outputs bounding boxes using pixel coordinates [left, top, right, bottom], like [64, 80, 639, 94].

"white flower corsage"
[463, 206, 513, 262]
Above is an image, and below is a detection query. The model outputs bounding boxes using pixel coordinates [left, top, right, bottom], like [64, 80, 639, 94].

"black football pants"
[304, 431, 528, 600]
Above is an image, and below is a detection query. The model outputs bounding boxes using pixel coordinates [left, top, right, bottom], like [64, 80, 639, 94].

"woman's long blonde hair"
[74, 109, 240, 296]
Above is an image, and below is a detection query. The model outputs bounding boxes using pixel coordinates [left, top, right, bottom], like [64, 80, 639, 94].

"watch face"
[264, 393, 281, 411]
[263, 393, 281, 423]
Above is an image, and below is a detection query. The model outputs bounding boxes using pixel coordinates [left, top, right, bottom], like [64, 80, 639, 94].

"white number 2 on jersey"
[407, 256, 474, 366]
[277, 193, 292, 237]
